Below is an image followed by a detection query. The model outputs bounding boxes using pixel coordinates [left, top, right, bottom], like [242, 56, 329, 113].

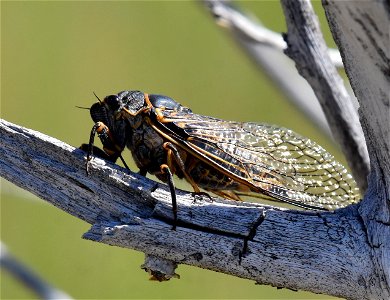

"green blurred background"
[2, 1, 340, 299]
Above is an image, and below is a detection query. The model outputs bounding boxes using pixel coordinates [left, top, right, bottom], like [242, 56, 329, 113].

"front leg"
[138, 168, 148, 177]
[83, 121, 128, 174]
[80, 144, 116, 162]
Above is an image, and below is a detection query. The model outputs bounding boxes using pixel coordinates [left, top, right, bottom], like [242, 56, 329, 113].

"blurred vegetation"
[2, 1, 340, 299]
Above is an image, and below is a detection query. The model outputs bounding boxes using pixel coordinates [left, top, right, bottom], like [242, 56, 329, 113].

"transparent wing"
[162, 110, 361, 210]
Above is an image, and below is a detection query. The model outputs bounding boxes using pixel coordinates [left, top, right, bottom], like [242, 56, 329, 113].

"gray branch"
[280, 0, 370, 192]
[204, 0, 343, 67]
[203, 0, 337, 140]
[203, 0, 370, 192]
[0, 118, 387, 299]
[323, 1, 390, 297]
[0, 242, 72, 300]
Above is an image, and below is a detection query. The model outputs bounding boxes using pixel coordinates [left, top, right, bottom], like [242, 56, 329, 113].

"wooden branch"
[203, 0, 344, 67]
[322, 0, 390, 179]
[0, 118, 384, 299]
[322, 0, 390, 297]
[203, 0, 370, 191]
[203, 0, 333, 138]
[0, 242, 73, 300]
[280, 0, 370, 193]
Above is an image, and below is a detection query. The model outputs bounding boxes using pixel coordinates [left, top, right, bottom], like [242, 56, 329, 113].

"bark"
[323, 0, 390, 297]
[203, 0, 335, 139]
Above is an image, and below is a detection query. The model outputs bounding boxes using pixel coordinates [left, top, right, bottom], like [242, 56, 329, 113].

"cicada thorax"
[126, 116, 166, 175]
[122, 112, 182, 182]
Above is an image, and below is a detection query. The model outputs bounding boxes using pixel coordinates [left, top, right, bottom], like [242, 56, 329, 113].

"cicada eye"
[104, 95, 121, 112]
[90, 102, 109, 123]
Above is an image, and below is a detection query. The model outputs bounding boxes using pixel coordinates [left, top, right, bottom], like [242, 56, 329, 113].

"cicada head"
[90, 90, 146, 123]
[89, 92, 144, 150]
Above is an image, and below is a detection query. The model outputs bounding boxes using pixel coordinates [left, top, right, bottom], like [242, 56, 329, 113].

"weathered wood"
[0, 118, 385, 299]
[323, 0, 390, 298]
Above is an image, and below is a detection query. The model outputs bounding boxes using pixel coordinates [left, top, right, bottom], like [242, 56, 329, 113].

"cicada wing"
[161, 110, 360, 210]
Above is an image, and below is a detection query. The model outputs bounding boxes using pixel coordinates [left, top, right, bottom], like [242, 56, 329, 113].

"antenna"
[93, 92, 102, 103]
[75, 106, 90, 110]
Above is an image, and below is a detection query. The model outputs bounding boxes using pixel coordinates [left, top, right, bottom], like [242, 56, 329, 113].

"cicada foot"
[79, 143, 106, 175]
[138, 168, 148, 177]
[190, 191, 213, 204]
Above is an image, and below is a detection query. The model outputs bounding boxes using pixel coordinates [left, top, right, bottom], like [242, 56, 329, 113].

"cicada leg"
[163, 142, 212, 202]
[160, 164, 177, 230]
[80, 144, 113, 162]
[84, 121, 129, 174]
[118, 156, 130, 171]
[163, 142, 205, 194]
[138, 168, 148, 177]
[161, 142, 218, 229]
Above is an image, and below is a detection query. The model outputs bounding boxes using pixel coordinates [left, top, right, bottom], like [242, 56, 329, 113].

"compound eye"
[90, 102, 108, 123]
[104, 95, 121, 111]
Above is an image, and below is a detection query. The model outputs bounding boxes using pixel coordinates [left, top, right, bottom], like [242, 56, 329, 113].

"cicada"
[83, 90, 360, 226]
